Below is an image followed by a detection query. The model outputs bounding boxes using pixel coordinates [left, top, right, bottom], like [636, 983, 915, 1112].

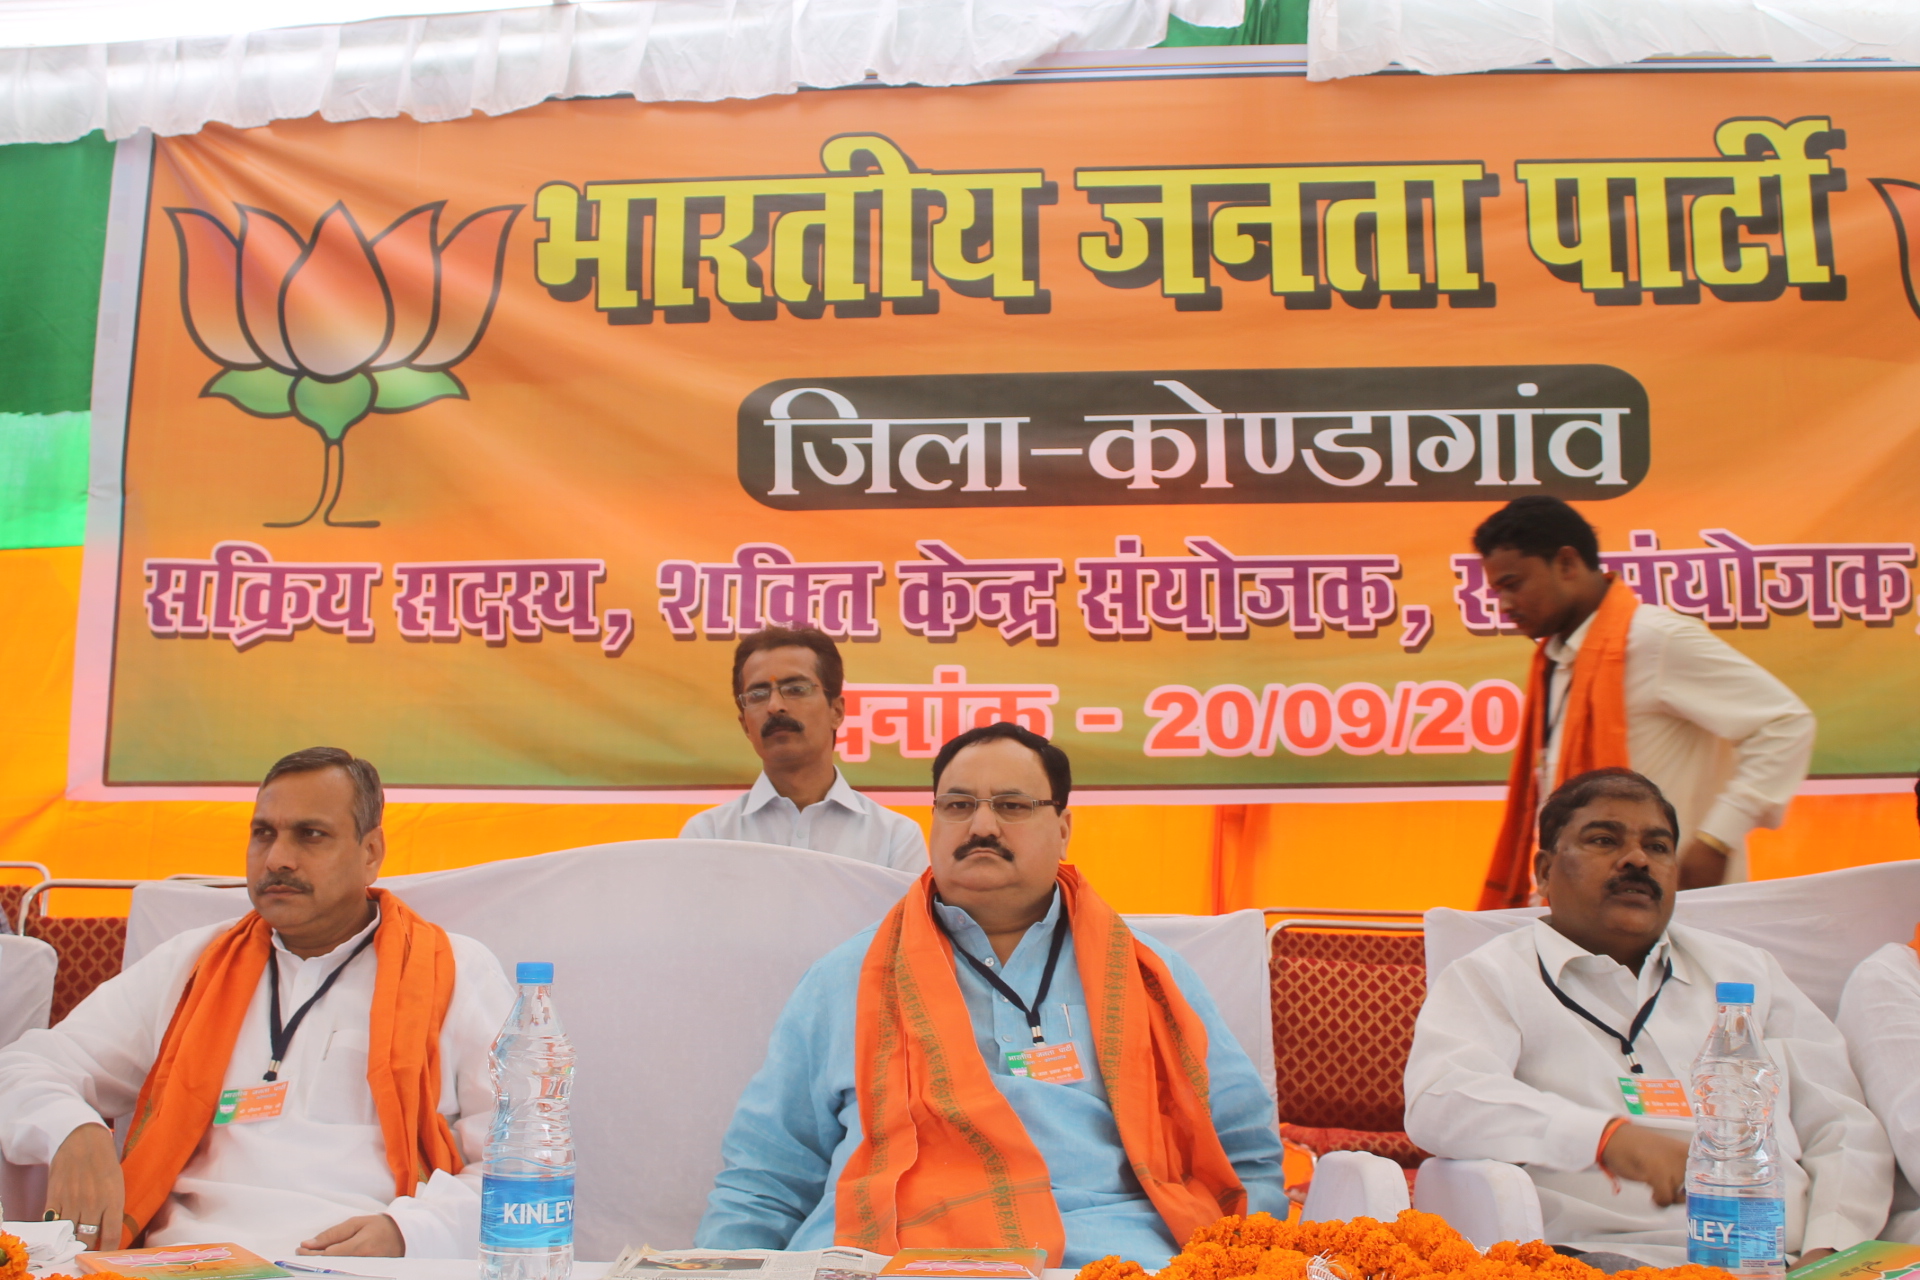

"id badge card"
[1006, 1041, 1086, 1084]
[215, 1080, 288, 1125]
[1617, 1076, 1691, 1118]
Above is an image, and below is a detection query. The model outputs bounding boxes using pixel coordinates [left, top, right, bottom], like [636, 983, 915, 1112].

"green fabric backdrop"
[0, 131, 111, 549]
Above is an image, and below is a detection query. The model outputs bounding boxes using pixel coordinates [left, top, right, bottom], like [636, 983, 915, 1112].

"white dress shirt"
[1542, 604, 1815, 880]
[680, 770, 928, 872]
[0, 911, 515, 1259]
[1836, 942, 1920, 1243]
[1405, 919, 1891, 1266]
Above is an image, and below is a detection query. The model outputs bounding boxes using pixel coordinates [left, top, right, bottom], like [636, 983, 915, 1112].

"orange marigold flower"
[1078, 1258, 1147, 1280]
[1075, 1213, 1742, 1280]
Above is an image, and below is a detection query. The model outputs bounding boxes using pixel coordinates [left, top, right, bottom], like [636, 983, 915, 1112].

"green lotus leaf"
[203, 367, 295, 417]
[292, 372, 374, 442]
[374, 367, 466, 413]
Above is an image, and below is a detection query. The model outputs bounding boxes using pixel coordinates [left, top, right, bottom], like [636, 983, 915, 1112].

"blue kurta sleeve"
[695, 946, 861, 1248]
[1151, 943, 1288, 1216]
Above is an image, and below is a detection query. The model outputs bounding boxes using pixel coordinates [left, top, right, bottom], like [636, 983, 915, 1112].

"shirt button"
[1000, 1033, 1015, 1044]
[982, 958, 995, 967]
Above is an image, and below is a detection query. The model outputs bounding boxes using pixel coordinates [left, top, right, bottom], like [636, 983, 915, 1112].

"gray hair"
[260, 747, 384, 839]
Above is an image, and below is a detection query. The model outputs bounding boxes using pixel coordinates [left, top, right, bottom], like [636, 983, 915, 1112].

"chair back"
[1125, 909, 1276, 1102]
[0, 934, 58, 1047]
[1423, 860, 1920, 1020]
[1269, 924, 1426, 1160]
[23, 916, 129, 1025]
[127, 841, 1282, 1255]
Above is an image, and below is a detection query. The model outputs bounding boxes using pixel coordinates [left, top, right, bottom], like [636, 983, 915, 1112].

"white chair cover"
[1424, 860, 1920, 1020]
[0, 934, 57, 1049]
[123, 841, 1280, 1254]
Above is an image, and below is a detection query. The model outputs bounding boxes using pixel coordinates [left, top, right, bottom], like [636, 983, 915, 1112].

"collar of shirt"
[933, 885, 1064, 976]
[1531, 916, 1689, 1014]
[269, 904, 381, 1001]
[742, 768, 863, 817]
[1543, 605, 1600, 670]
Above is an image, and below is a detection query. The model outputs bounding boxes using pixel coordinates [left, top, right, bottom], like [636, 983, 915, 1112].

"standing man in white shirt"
[1406, 767, 1890, 1270]
[1472, 496, 1815, 903]
[0, 747, 515, 1259]
[1834, 778, 1920, 1243]
[681, 627, 927, 872]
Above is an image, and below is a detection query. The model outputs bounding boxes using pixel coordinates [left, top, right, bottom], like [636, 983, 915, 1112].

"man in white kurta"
[0, 749, 514, 1259]
[1406, 769, 1889, 1268]
[1836, 933, 1920, 1243]
[1473, 496, 1813, 885]
[682, 626, 926, 871]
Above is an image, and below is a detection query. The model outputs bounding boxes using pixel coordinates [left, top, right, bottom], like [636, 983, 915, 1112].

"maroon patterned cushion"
[0, 883, 37, 930]
[25, 916, 128, 1024]
[1270, 928, 1427, 1134]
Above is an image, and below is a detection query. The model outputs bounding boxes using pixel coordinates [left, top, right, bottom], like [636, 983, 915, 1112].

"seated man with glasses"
[681, 626, 926, 871]
[696, 722, 1284, 1268]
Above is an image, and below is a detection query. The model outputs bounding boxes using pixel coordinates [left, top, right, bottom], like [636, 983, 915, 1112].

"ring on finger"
[76, 1224, 100, 1236]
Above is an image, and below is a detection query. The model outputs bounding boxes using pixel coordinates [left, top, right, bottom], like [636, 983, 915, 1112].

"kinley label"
[738, 365, 1650, 509]
[481, 1173, 575, 1249]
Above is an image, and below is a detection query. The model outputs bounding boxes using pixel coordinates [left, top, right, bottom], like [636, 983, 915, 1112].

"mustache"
[1605, 868, 1664, 901]
[953, 834, 1014, 861]
[256, 872, 313, 894]
[761, 712, 804, 738]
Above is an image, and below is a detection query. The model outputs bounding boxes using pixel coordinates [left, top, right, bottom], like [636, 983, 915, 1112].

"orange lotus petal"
[281, 203, 393, 379]
[167, 208, 260, 367]
[370, 203, 442, 367]
[236, 207, 304, 371]
[415, 204, 521, 368]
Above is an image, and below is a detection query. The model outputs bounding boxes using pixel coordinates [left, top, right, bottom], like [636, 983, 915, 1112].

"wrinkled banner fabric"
[72, 65, 1920, 801]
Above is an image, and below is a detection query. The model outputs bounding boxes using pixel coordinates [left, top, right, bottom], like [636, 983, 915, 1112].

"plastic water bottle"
[481, 962, 576, 1280]
[1686, 982, 1786, 1279]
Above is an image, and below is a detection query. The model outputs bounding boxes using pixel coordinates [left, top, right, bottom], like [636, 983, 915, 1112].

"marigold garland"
[1077, 1211, 1737, 1280]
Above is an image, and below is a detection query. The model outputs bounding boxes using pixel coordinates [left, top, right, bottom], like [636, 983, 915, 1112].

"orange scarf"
[1480, 576, 1638, 910]
[120, 888, 462, 1242]
[836, 865, 1244, 1266]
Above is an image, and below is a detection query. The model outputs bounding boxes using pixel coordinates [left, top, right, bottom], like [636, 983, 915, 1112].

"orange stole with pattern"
[118, 888, 463, 1242]
[1480, 576, 1637, 910]
[835, 865, 1244, 1266]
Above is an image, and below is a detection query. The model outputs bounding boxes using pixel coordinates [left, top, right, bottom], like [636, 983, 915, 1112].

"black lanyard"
[264, 931, 377, 1081]
[933, 901, 1069, 1045]
[1537, 955, 1672, 1075]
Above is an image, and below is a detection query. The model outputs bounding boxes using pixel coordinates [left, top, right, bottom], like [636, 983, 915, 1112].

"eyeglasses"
[933, 793, 1062, 824]
[736, 679, 820, 709]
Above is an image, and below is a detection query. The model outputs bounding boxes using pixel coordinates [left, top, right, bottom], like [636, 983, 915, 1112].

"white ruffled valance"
[0, 0, 1243, 145]
[1307, 0, 1920, 80]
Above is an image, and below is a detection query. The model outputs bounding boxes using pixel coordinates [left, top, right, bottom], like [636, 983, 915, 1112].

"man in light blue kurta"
[697, 724, 1285, 1268]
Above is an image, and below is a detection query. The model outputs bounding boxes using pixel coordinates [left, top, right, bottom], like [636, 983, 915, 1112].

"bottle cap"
[516, 962, 555, 985]
[1716, 981, 1755, 1004]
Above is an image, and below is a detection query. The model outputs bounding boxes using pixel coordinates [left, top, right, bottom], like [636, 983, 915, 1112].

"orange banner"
[75, 65, 1920, 802]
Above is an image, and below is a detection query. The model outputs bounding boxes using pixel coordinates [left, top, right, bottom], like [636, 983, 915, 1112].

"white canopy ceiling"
[0, 0, 609, 48]
[0, 0, 1243, 144]
[1307, 0, 1920, 79]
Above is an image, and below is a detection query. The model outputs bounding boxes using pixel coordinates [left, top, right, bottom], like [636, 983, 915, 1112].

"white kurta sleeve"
[1404, 956, 1615, 1173]
[1645, 616, 1814, 847]
[383, 934, 517, 1260]
[0, 925, 215, 1165]
[1761, 948, 1893, 1253]
[1838, 946, 1920, 1212]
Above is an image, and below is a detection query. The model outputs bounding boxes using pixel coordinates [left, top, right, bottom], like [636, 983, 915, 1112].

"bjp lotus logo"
[1873, 178, 1920, 323]
[168, 200, 521, 527]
